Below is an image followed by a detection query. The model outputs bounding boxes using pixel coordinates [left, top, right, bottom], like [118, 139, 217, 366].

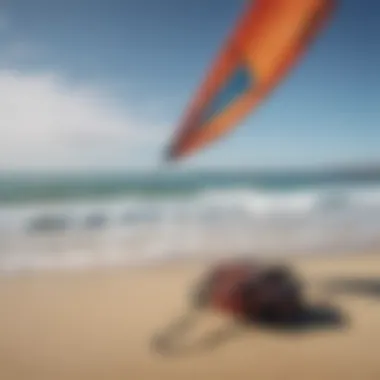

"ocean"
[1, 169, 380, 274]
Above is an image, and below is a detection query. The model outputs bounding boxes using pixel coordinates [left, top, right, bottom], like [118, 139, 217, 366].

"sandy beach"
[0, 252, 379, 380]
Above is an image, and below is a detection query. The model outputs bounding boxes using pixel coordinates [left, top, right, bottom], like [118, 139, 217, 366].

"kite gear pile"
[192, 260, 304, 323]
[152, 260, 307, 355]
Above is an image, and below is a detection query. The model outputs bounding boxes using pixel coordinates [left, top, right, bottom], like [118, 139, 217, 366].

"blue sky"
[0, 0, 378, 171]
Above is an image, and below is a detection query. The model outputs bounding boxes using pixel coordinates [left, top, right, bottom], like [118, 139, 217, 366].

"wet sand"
[0, 252, 380, 379]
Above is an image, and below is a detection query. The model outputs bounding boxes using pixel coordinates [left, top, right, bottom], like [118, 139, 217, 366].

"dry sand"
[0, 252, 380, 380]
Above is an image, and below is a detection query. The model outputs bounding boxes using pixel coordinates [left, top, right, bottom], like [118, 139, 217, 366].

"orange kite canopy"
[165, 0, 336, 161]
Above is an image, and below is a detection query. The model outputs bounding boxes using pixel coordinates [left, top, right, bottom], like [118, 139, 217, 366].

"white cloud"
[0, 70, 168, 170]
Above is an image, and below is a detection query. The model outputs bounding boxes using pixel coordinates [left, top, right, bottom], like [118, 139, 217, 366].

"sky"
[0, 0, 379, 172]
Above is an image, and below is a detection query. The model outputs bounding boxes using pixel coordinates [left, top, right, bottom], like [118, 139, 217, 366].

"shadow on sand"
[151, 303, 347, 357]
[323, 277, 380, 299]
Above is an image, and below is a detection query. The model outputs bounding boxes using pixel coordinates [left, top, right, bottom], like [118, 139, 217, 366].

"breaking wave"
[1, 184, 380, 273]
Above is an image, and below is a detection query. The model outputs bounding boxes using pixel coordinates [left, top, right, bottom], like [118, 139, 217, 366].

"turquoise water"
[1, 169, 380, 205]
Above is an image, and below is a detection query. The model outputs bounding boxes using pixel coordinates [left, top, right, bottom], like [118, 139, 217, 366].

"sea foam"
[1, 184, 380, 273]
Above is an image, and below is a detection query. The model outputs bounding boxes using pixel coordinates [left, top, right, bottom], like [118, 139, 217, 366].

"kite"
[165, 0, 336, 161]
